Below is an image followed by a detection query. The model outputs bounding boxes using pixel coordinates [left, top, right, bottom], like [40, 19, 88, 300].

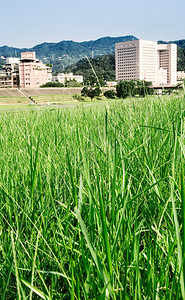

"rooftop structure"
[21, 52, 36, 61]
[115, 40, 177, 86]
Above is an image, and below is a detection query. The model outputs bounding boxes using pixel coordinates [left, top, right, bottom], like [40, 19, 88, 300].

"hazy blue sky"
[1, 0, 184, 47]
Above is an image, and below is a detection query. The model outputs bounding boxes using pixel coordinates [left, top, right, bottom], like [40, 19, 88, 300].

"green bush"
[81, 87, 101, 100]
[72, 94, 84, 101]
[40, 81, 64, 88]
[104, 90, 116, 99]
[116, 80, 154, 98]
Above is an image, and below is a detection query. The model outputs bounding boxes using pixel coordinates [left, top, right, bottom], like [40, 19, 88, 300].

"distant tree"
[177, 47, 185, 71]
[98, 75, 106, 87]
[104, 90, 116, 99]
[65, 78, 83, 87]
[40, 81, 63, 88]
[116, 81, 126, 99]
[116, 80, 153, 98]
[116, 80, 136, 98]
[84, 75, 106, 87]
[81, 87, 101, 100]
[136, 80, 154, 97]
[64, 77, 68, 87]
[46, 63, 53, 67]
[84, 75, 98, 86]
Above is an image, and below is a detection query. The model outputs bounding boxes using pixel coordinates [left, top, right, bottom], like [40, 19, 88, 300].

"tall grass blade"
[31, 136, 40, 206]
[66, 146, 77, 205]
[171, 133, 184, 299]
[30, 232, 40, 300]
[11, 231, 21, 300]
[181, 154, 185, 296]
[97, 176, 113, 279]
[21, 278, 50, 300]
[75, 207, 115, 298]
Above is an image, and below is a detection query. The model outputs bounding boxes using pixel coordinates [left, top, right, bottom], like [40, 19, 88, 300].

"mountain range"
[0, 36, 137, 72]
[0, 36, 185, 73]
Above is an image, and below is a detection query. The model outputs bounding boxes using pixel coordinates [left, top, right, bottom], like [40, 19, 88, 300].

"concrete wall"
[0, 89, 22, 97]
[0, 87, 114, 97]
[21, 88, 83, 96]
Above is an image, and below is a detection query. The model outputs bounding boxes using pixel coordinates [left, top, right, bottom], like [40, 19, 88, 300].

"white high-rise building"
[115, 40, 177, 86]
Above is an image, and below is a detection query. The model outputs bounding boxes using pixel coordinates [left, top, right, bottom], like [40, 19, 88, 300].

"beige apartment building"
[115, 40, 177, 86]
[19, 52, 52, 88]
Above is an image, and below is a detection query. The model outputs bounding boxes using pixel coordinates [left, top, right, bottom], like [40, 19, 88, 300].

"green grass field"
[0, 93, 107, 108]
[0, 94, 185, 299]
[0, 96, 29, 105]
[32, 93, 108, 105]
[32, 94, 78, 104]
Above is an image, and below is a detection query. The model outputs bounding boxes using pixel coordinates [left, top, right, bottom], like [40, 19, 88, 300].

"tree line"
[81, 79, 154, 100]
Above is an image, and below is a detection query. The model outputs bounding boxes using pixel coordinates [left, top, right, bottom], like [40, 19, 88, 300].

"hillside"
[64, 54, 115, 81]
[158, 39, 185, 49]
[177, 47, 185, 71]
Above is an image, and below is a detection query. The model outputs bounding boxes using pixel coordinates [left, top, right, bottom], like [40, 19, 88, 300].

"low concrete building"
[0, 57, 20, 88]
[0, 71, 12, 88]
[52, 73, 83, 84]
